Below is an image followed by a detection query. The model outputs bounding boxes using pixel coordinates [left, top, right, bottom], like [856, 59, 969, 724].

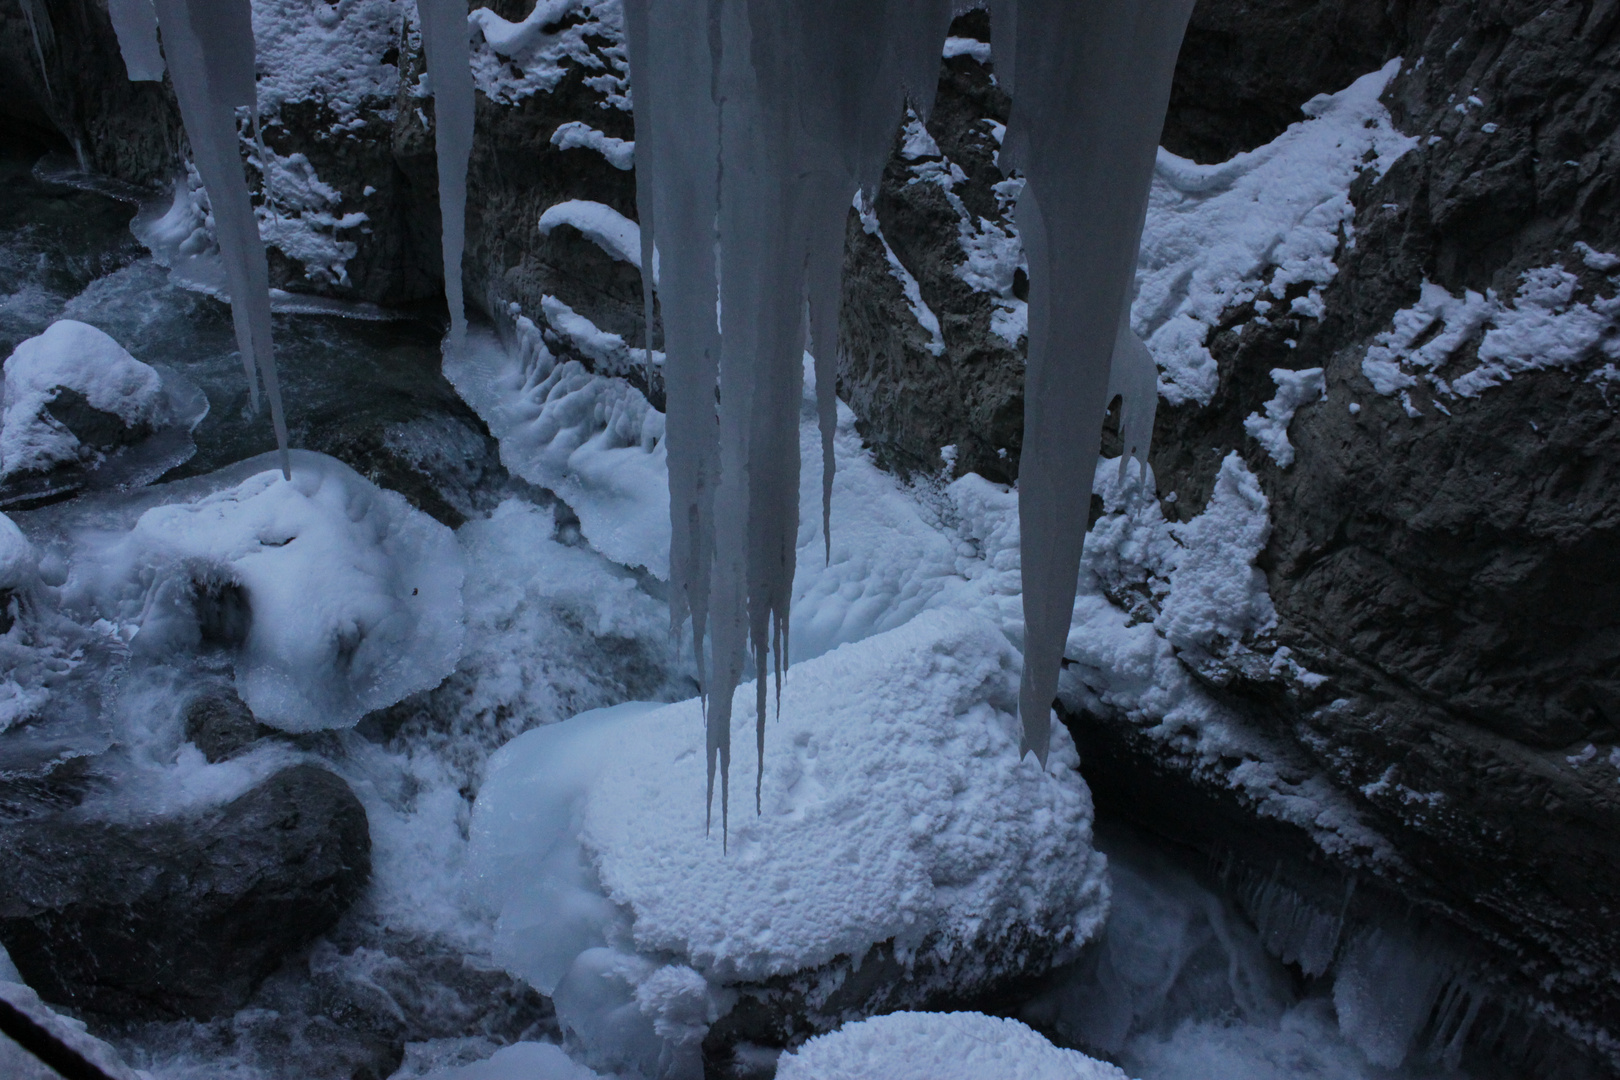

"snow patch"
[1243, 367, 1326, 467]
[551, 121, 635, 170]
[469, 0, 629, 108]
[538, 200, 652, 277]
[855, 191, 945, 357]
[777, 1011, 1128, 1080]
[1158, 453, 1276, 653]
[1137, 60, 1417, 406]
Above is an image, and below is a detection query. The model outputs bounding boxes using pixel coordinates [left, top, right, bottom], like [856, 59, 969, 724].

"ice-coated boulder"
[470, 608, 1109, 1077]
[42, 450, 465, 731]
[775, 1011, 1131, 1080]
[0, 320, 172, 477]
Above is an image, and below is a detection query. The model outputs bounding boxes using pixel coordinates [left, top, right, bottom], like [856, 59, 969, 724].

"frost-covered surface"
[775, 1011, 1129, 1080]
[249, 143, 368, 287]
[1157, 454, 1276, 653]
[1359, 260, 1620, 408]
[0, 320, 166, 478]
[250, 0, 404, 124]
[471, 609, 1107, 1073]
[1136, 60, 1418, 406]
[1243, 368, 1325, 467]
[469, 0, 629, 108]
[538, 201, 648, 273]
[30, 450, 464, 732]
[551, 122, 635, 170]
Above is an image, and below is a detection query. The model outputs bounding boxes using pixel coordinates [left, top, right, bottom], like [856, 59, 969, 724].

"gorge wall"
[3, 0, 1619, 1074]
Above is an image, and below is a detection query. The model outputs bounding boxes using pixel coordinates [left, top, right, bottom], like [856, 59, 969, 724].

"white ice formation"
[410, 1040, 609, 1080]
[470, 608, 1106, 1077]
[0, 321, 165, 479]
[37, 451, 464, 732]
[625, 0, 1193, 831]
[418, 0, 476, 346]
[143, 0, 292, 477]
[775, 1011, 1129, 1080]
[1244, 367, 1326, 468]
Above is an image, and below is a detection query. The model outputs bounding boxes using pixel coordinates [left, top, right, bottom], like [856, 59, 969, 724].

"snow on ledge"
[538, 199, 652, 278]
[776, 1011, 1130, 1080]
[550, 121, 635, 170]
[1243, 367, 1326, 467]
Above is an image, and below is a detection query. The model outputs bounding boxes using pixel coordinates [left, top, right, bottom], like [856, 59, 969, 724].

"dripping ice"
[627, 0, 1190, 824]
[112, 0, 293, 478]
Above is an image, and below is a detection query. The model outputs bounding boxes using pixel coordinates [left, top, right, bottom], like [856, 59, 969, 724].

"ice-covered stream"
[0, 135, 1481, 1080]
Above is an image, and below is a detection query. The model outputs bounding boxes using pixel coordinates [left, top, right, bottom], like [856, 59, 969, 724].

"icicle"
[1107, 303, 1159, 491]
[107, 0, 165, 82]
[1001, 0, 1193, 763]
[150, 0, 291, 478]
[622, 0, 659, 387]
[417, 0, 475, 349]
[628, 0, 957, 835]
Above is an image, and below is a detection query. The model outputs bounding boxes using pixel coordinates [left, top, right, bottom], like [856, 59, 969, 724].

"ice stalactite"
[1108, 307, 1160, 490]
[149, 0, 291, 478]
[627, 0, 953, 836]
[107, 0, 164, 82]
[993, 0, 1193, 762]
[417, 0, 476, 348]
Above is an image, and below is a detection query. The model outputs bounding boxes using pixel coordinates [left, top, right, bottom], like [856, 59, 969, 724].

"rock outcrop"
[0, 763, 371, 1019]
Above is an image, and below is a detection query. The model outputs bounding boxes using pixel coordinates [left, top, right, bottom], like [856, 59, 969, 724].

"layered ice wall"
[628, 0, 1193, 814]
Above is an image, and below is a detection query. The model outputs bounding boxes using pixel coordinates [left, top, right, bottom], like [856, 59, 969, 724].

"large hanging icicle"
[107, 0, 165, 82]
[995, 0, 1194, 762]
[630, 0, 1190, 825]
[627, 0, 952, 837]
[150, 0, 291, 478]
[417, 0, 476, 348]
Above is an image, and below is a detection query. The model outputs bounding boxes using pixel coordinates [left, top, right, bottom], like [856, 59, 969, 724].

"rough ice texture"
[250, 0, 404, 122]
[249, 143, 368, 288]
[775, 1011, 1129, 1080]
[550, 122, 635, 170]
[470, 610, 1106, 1070]
[52, 450, 464, 732]
[1156, 453, 1276, 653]
[1243, 367, 1326, 467]
[445, 323, 668, 578]
[0, 320, 165, 478]
[1136, 60, 1417, 408]
[1359, 260, 1620, 406]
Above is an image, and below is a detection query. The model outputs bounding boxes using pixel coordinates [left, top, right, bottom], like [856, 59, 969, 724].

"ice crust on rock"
[471, 609, 1107, 1072]
[0, 320, 166, 478]
[38, 450, 464, 732]
[775, 1011, 1130, 1080]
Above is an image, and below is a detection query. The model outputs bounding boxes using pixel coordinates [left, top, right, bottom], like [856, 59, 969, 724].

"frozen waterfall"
[144, 0, 292, 478]
[418, 0, 476, 347]
[628, 0, 1191, 826]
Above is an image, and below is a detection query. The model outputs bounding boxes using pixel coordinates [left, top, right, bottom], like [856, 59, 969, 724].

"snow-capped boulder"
[1, 320, 165, 478]
[470, 608, 1109, 1077]
[775, 1011, 1130, 1080]
[47, 450, 464, 731]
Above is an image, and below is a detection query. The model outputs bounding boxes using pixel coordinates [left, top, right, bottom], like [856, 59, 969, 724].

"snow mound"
[409, 1040, 608, 1080]
[1, 320, 166, 478]
[775, 1011, 1130, 1080]
[473, 607, 1106, 987]
[46, 451, 464, 731]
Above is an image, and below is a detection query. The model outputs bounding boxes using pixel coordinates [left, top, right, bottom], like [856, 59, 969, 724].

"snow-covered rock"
[0, 320, 166, 479]
[38, 450, 464, 732]
[407, 1040, 609, 1080]
[774, 1011, 1130, 1080]
[470, 609, 1108, 1077]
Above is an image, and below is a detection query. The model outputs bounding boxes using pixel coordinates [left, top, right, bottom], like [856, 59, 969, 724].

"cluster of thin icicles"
[105, 0, 1192, 840]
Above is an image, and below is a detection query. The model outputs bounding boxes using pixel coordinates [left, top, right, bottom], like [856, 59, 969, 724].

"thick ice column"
[1000, 0, 1194, 762]
[107, 0, 164, 82]
[417, 0, 475, 347]
[150, 0, 291, 478]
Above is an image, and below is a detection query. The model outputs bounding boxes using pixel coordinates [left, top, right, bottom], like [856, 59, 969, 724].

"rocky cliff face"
[5, 0, 1620, 1073]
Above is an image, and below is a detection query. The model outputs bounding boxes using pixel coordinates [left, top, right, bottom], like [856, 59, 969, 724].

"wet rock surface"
[0, 763, 371, 1020]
